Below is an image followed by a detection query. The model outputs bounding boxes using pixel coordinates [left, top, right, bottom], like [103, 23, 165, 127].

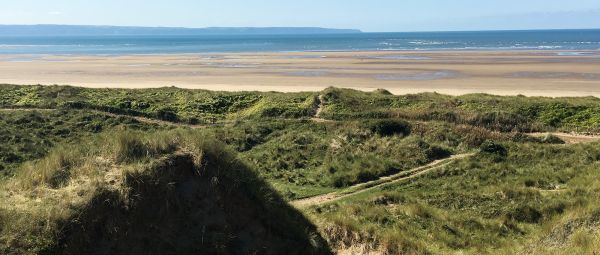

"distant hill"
[0, 24, 362, 36]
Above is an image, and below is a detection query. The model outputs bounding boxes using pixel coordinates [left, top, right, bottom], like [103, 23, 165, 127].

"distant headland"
[0, 24, 362, 36]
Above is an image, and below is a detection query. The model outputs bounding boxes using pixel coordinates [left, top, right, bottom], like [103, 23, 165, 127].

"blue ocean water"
[0, 29, 599, 54]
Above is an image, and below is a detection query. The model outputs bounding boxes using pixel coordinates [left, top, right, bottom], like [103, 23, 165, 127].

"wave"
[1, 30, 599, 54]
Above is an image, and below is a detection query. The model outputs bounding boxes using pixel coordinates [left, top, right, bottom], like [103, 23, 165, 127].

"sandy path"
[314, 95, 325, 118]
[291, 153, 474, 208]
[99, 111, 210, 129]
[0, 108, 54, 112]
[527, 132, 600, 144]
[3, 108, 600, 143]
[290, 133, 598, 207]
[0, 108, 210, 128]
[310, 94, 337, 123]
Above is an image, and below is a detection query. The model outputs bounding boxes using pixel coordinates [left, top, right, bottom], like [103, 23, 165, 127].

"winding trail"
[290, 132, 600, 208]
[310, 94, 335, 123]
[291, 153, 474, 208]
[0, 108, 54, 112]
[0, 107, 213, 129]
[527, 132, 600, 144]
[4, 107, 600, 208]
[314, 95, 325, 118]
[99, 111, 211, 129]
[0, 106, 334, 127]
[4, 108, 600, 141]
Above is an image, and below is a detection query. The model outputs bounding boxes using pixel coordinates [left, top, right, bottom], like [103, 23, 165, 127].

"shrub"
[540, 134, 565, 144]
[1, 152, 22, 163]
[374, 88, 393, 95]
[364, 119, 411, 137]
[61, 101, 89, 109]
[479, 140, 508, 157]
[425, 145, 452, 160]
[155, 108, 178, 122]
[187, 117, 200, 125]
[469, 112, 531, 132]
[508, 206, 543, 223]
[370, 193, 407, 205]
[357, 170, 378, 183]
[322, 88, 341, 101]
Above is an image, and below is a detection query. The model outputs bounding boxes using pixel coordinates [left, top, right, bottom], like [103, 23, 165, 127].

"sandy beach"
[1, 50, 599, 97]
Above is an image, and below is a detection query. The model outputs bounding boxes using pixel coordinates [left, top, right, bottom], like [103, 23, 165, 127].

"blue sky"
[1, 0, 599, 32]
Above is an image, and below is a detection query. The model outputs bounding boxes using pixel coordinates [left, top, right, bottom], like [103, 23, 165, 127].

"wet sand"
[0, 50, 599, 97]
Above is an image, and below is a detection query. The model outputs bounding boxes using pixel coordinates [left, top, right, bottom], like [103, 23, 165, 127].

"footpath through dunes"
[0, 107, 218, 129]
[310, 94, 335, 123]
[527, 132, 600, 144]
[288, 127, 600, 209]
[291, 153, 474, 208]
[0, 131, 332, 255]
[4, 107, 600, 142]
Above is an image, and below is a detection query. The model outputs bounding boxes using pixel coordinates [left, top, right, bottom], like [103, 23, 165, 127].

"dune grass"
[208, 119, 480, 198]
[3, 84, 600, 132]
[307, 140, 600, 254]
[0, 109, 162, 178]
[0, 84, 318, 124]
[1, 85, 600, 254]
[318, 87, 600, 132]
[0, 129, 330, 254]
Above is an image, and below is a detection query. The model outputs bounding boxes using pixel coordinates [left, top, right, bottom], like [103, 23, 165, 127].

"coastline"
[1, 50, 599, 97]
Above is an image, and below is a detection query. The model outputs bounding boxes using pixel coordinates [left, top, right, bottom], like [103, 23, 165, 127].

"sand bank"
[0, 50, 599, 97]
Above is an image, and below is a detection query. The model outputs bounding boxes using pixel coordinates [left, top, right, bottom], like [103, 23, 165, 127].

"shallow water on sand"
[374, 71, 458, 81]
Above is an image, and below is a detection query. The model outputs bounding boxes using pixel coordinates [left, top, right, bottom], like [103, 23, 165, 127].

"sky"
[0, 0, 599, 32]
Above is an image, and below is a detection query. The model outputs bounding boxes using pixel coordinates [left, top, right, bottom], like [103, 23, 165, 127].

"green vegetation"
[0, 84, 317, 124]
[3, 85, 600, 132]
[319, 87, 600, 132]
[0, 109, 161, 178]
[363, 119, 412, 137]
[308, 141, 600, 254]
[0, 130, 329, 254]
[210, 119, 472, 197]
[1, 84, 599, 254]
[539, 133, 566, 144]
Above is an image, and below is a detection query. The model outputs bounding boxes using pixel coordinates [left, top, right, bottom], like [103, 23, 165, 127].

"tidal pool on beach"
[283, 55, 327, 59]
[373, 55, 432, 60]
[284, 70, 329, 77]
[510, 72, 600, 80]
[556, 52, 594, 56]
[374, 71, 458, 81]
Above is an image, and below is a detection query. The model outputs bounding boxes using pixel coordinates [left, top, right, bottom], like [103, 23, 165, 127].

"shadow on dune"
[44, 149, 331, 254]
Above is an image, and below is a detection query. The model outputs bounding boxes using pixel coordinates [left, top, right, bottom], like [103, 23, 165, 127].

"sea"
[0, 29, 599, 55]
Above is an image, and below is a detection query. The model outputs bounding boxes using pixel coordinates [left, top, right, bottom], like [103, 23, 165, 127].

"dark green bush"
[155, 108, 178, 122]
[374, 88, 393, 95]
[1, 152, 22, 163]
[61, 101, 89, 109]
[322, 88, 341, 101]
[469, 112, 532, 132]
[479, 140, 508, 157]
[187, 117, 200, 125]
[508, 206, 543, 223]
[364, 119, 412, 137]
[425, 145, 452, 161]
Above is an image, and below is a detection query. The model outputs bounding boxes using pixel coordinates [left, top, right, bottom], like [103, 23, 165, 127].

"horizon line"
[1, 24, 600, 34]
